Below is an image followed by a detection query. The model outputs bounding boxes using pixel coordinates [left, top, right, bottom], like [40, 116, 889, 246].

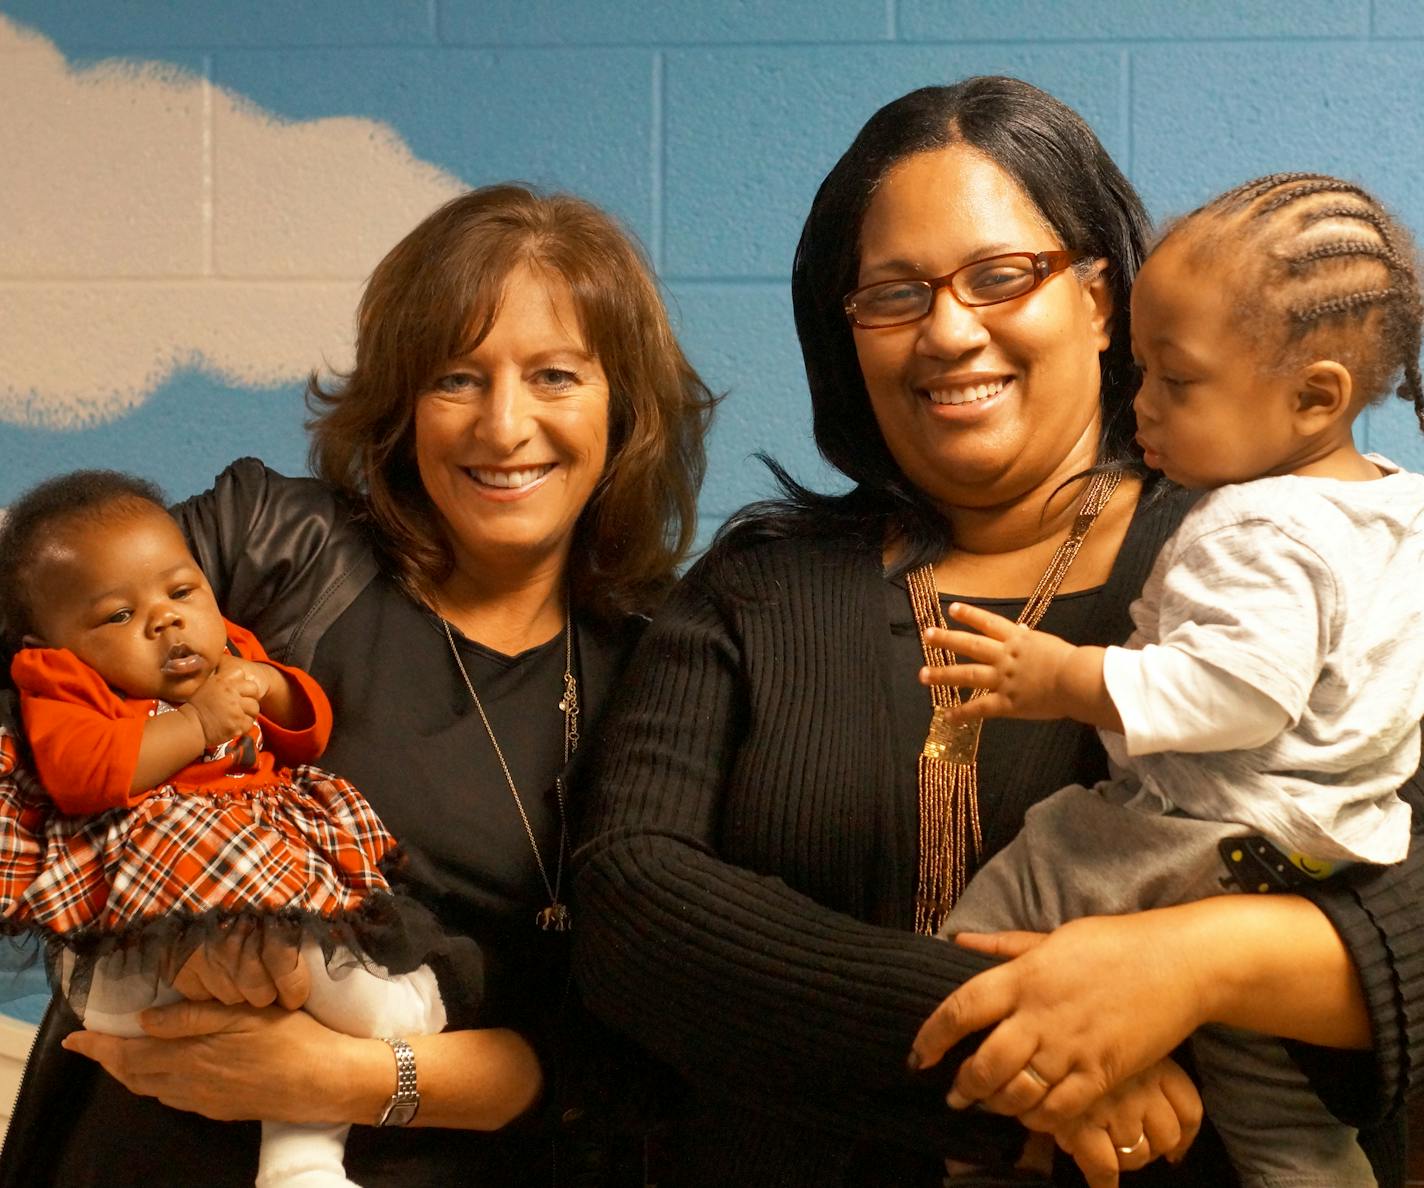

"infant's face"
[26, 507, 227, 703]
[1129, 237, 1305, 489]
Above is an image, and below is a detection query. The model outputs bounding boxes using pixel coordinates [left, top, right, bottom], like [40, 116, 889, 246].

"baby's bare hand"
[223, 658, 277, 700]
[185, 657, 261, 746]
[919, 604, 1077, 721]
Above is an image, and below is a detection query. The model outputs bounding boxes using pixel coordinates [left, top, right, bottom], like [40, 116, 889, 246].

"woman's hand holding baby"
[64, 1002, 363, 1126]
[172, 922, 310, 1010]
[1050, 1058, 1200, 1187]
[912, 915, 1209, 1130]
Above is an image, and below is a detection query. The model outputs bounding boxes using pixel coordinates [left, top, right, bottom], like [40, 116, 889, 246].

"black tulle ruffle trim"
[1, 852, 459, 1021]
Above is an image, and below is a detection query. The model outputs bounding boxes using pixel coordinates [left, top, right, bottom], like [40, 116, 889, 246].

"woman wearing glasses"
[573, 78, 1422, 1185]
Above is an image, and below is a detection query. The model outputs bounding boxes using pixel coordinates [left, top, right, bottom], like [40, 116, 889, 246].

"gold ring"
[1116, 1133, 1147, 1156]
[1021, 1063, 1051, 1089]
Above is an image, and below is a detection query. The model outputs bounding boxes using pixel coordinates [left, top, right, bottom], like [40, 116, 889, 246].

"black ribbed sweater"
[573, 488, 1423, 1186]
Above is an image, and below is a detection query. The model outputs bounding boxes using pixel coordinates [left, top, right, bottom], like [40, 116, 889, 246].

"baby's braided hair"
[1171, 172, 1424, 430]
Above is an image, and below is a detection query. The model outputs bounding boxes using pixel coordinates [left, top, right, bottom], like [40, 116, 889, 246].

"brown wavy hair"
[308, 184, 716, 621]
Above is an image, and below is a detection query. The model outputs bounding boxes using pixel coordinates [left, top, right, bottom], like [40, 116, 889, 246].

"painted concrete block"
[1359, 397, 1424, 474]
[1130, 44, 1424, 241]
[900, 0, 1368, 42]
[0, 281, 363, 427]
[0, 371, 311, 507]
[213, 94, 461, 276]
[0, 20, 205, 276]
[668, 281, 848, 526]
[438, 0, 887, 46]
[1374, 1, 1424, 37]
[0, 1, 436, 51]
[664, 46, 1124, 278]
[211, 48, 656, 248]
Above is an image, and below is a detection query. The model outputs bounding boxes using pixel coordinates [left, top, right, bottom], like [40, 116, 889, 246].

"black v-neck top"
[314, 578, 573, 942]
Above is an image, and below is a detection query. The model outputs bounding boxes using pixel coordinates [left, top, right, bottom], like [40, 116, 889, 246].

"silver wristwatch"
[375, 1037, 420, 1127]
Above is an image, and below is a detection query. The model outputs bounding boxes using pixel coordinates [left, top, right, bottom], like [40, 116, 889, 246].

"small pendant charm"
[923, 707, 982, 763]
[537, 903, 572, 932]
[560, 674, 579, 716]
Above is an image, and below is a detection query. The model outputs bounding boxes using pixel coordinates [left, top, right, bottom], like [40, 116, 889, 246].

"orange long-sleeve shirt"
[11, 620, 332, 816]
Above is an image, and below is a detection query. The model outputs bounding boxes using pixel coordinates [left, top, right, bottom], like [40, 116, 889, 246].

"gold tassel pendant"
[914, 751, 983, 936]
[923, 708, 982, 764]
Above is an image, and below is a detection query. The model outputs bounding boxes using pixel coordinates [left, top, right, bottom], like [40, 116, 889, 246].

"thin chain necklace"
[908, 469, 1121, 934]
[440, 609, 577, 932]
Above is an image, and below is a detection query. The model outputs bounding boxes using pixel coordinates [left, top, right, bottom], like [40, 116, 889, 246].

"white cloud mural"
[0, 16, 464, 427]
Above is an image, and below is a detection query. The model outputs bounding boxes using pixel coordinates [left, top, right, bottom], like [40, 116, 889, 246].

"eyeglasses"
[843, 250, 1090, 329]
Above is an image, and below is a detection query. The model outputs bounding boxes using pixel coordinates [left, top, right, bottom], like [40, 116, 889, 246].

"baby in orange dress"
[0, 470, 448, 1188]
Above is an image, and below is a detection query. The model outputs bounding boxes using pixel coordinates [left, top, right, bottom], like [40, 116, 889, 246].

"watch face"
[380, 1098, 420, 1127]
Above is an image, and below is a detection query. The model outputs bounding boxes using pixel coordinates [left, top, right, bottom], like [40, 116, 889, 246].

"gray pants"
[944, 782, 1376, 1188]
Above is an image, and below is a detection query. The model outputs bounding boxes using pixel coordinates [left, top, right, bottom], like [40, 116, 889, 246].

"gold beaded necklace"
[907, 470, 1121, 935]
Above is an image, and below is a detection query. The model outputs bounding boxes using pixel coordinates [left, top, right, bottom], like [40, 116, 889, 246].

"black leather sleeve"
[0, 996, 84, 1188]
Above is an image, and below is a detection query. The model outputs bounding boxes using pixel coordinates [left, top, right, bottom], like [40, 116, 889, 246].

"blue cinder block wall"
[3, 0, 1424, 541]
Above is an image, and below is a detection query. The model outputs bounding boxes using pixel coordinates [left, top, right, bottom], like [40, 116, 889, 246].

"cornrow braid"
[1407, 358, 1424, 430]
[1253, 179, 1372, 219]
[1172, 172, 1424, 432]
[1210, 171, 1325, 212]
[1302, 204, 1390, 234]
[1291, 289, 1398, 324]
[1287, 241, 1403, 274]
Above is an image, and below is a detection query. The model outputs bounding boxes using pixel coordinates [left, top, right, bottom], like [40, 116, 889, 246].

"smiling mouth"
[920, 378, 1009, 406]
[464, 465, 555, 490]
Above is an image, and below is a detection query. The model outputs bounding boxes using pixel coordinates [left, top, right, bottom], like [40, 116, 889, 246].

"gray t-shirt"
[1101, 455, 1424, 864]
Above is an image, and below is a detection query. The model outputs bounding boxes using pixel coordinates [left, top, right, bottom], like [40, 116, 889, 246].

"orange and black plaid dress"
[0, 620, 394, 940]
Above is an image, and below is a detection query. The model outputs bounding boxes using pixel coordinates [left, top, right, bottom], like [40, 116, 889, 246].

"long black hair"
[721, 76, 1151, 569]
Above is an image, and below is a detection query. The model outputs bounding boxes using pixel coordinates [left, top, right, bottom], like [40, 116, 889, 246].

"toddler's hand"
[919, 603, 1077, 722]
[184, 656, 261, 747]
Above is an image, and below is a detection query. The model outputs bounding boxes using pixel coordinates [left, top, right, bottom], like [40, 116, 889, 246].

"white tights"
[67, 942, 447, 1188]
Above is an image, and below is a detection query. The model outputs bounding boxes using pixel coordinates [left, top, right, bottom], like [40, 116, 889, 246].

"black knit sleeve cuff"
[1288, 858, 1424, 1125]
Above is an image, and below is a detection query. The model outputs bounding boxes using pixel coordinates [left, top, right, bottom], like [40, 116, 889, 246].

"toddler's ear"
[1295, 360, 1353, 428]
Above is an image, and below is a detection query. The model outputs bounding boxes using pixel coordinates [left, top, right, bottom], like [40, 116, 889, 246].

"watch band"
[375, 1037, 420, 1127]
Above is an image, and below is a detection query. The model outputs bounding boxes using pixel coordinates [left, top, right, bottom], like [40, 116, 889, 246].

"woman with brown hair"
[0, 183, 715, 1186]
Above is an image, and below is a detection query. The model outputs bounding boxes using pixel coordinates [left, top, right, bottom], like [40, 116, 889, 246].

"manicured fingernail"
[946, 1088, 969, 1110]
[906, 1049, 922, 1072]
